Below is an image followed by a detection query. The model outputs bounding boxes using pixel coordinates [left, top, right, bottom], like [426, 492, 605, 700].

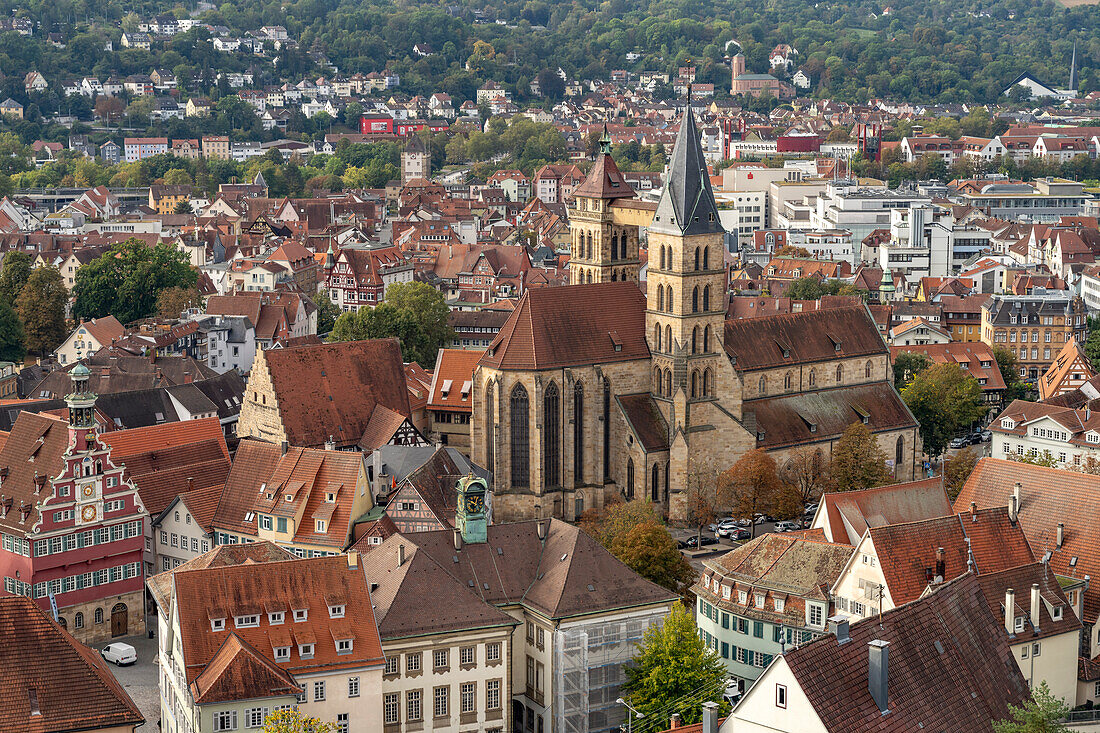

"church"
[472, 109, 920, 523]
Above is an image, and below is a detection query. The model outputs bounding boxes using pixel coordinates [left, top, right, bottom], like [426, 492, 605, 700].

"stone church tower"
[647, 107, 754, 519]
[569, 128, 642, 285]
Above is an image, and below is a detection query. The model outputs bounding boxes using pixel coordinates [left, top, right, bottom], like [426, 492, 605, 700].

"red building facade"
[0, 364, 147, 643]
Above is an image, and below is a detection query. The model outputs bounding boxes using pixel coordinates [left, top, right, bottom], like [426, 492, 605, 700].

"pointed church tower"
[569, 127, 641, 285]
[1070, 42, 1079, 92]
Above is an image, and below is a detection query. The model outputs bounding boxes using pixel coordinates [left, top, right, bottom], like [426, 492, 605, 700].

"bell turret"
[65, 363, 97, 450]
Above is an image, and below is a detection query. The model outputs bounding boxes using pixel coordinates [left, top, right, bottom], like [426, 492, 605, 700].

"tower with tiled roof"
[568, 126, 640, 285]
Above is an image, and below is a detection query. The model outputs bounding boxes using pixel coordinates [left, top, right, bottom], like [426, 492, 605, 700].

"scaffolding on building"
[553, 608, 668, 733]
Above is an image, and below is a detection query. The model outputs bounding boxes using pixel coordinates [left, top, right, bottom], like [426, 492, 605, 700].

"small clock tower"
[455, 475, 488, 545]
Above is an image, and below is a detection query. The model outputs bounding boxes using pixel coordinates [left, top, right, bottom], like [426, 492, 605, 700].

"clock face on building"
[81, 505, 97, 522]
[464, 493, 484, 515]
[81, 484, 95, 499]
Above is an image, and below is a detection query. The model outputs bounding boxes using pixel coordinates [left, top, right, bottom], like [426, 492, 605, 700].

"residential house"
[55, 316, 127, 366]
[1039, 338, 1095, 401]
[886, 316, 951, 346]
[990, 398, 1100, 468]
[124, 137, 169, 162]
[890, 342, 1007, 406]
[427, 349, 482, 451]
[809, 477, 952, 545]
[980, 291, 1087, 380]
[0, 98, 23, 118]
[321, 245, 414, 311]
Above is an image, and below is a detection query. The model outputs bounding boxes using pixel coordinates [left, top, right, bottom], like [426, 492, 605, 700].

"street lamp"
[616, 697, 645, 733]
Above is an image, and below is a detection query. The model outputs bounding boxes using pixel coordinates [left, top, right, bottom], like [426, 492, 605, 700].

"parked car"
[802, 503, 819, 517]
[680, 535, 719, 549]
[101, 642, 137, 666]
[970, 432, 984, 444]
[715, 525, 737, 538]
[736, 518, 752, 527]
[731, 528, 752, 541]
[981, 429, 992, 442]
[949, 436, 970, 449]
[774, 521, 798, 532]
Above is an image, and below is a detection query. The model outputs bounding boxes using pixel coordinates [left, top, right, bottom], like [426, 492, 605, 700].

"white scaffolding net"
[553, 608, 668, 733]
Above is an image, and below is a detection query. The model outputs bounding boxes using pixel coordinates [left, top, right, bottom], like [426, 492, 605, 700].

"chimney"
[970, 502, 977, 520]
[828, 614, 850, 644]
[324, 435, 336, 451]
[670, 713, 682, 729]
[397, 544, 405, 567]
[187, 476, 195, 492]
[1012, 481, 1022, 513]
[701, 701, 719, 733]
[1030, 583, 1041, 632]
[1008, 494, 1018, 524]
[1005, 588, 1016, 636]
[33, 473, 45, 495]
[1056, 522, 1065, 549]
[868, 640, 890, 714]
[280, 441, 288, 456]
[453, 527, 463, 551]
[537, 519, 547, 541]
[935, 547, 945, 583]
[347, 550, 358, 568]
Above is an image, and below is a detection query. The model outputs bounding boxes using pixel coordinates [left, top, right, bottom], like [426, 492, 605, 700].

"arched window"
[691, 370, 698, 398]
[665, 285, 673, 312]
[659, 246, 666, 270]
[895, 436, 904, 471]
[703, 325, 711, 352]
[603, 379, 611, 483]
[611, 271, 617, 282]
[665, 325, 672, 353]
[485, 382, 494, 475]
[657, 284, 664, 311]
[652, 464, 660, 503]
[585, 232, 592, 259]
[74, 612, 84, 629]
[836, 364, 843, 383]
[94, 608, 103, 625]
[703, 246, 710, 270]
[664, 369, 672, 397]
[654, 324, 662, 351]
[543, 383, 560, 489]
[758, 375, 766, 395]
[692, 327, 699, 354]
[510, 384, 530, 488]
[809, 369, 816, 387]
[655, 368, 663, 395]
[784, 371, 793, 390]
[694, 247, 701, 271]
[611, 232, 619, 260]
[865, 359, 873, 379]
[574, 491, 585, 518]
[703, 285, 711, 312]
[704, 369, 712, 396]
[626, 459, 635, 499]
[692, 287, 699, 313]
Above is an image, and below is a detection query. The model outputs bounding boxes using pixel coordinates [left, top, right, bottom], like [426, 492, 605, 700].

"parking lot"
[98, 631, 161, 732]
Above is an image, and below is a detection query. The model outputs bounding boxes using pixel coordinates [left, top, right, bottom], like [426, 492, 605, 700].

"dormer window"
[1001, 419, 1015, 430]
[775, 597, 785, 612]
[298, 643, 314, 659]
[316, 519, 327, 533]
[274, 646, 290, 661]
[326, 492, 336, 503]
[211, 618, 225, 631]
[336, 638, 353, 654]
[329, 605, 345, 618]
[1015, 616, 1025, 633]
[285, 494, 293, 502]
[294, 609, 308, 622]
[754, 593, 765, 609]
[1053, 606, 1063, 620]
[738, 590, 748, 604]
[269, 611, 284, 625]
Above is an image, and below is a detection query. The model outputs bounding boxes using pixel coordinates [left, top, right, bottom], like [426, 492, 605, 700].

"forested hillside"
[0, 0, 1096, 107]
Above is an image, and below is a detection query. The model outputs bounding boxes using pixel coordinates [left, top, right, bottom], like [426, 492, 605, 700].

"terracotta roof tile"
[146, 541, 295, 610]
[816, 477, 950, 545]
[616, 393, 669, 451]
[357, 405, 416, 452]
[572, 151, 636, 199]
[975, 562, 1082, 644]
[0, 596, 144, 732]
[427, 349, 483, 413]
[189, 633, 301, 704]
[724, 306, 886, 372]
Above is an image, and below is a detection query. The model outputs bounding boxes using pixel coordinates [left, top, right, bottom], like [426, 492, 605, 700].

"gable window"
[235, 614, 259, 628]
[329, 604, 345, 618]
[776, 684, 787, 709]
[293, 609, 308, 622]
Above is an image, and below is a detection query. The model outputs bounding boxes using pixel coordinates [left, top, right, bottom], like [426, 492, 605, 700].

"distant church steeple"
[1070, 42, 1079, 92]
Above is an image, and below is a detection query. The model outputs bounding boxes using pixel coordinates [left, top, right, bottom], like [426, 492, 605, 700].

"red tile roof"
[190, 633, 301, 704]
[975, 562, 1081, 644]
[0, 412, 70, 536]
[261, 339, 411, 449]
[956, 458, 1100, 623]
[889, 342, 1007, 392]
[0, 596, 144, 732]
[75, 315, 127, 346]
[816, 477, 951, 545]
[616, 393, 669, 452]
[572, 150, 636, 199]
[146, 540, 296, 609]
[869, 507, 1034, 606]
[724, 306, 886, 372]
[781, 574, 1029, 732]
[480, 282, 649, 371]
[427, 349, 483, 413]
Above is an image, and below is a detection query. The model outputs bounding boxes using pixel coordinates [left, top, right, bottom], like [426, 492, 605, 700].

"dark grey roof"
[190, 370, 246, 421]
[649, 106, 724, 237]
[165, 383, 219, 414]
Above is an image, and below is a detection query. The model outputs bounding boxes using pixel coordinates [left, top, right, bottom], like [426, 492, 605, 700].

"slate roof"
[649, 106, 723, 237]
[956, 458, 1100, 623]
[868, 506, 1034, 606]
[744, 382, 916, 450]
[260, 339, 411, 449]
[480, 282, 649, 371]
[0, 596, 144, 732]
[724, 306, 886, 372]
[778, 574, 1029, 732]
[816, 478, 950, 545]
[616, 393, 669, 452]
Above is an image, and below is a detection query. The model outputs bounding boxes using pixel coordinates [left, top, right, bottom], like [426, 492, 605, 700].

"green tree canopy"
[16, 266, 67, 356]
[315, 290, 341, 335]
[992, 681, 1069, 733]
[609, 520, 696, 594]
[262, 710, 336, 733]
[892, 351, 930, 389]
[0, 298, 26, 363]
[902, 363, 987, 457]
[623, 604, 729, 725]
[0, 251, 32, 305]
[993, 346, 1029, 402]
[828, 422, 893, 491]
[72, 239, 197, 325]
[329, 282, 451, 366]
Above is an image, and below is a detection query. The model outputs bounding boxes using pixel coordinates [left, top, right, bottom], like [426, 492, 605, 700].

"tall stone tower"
[401, 135, 430, 184]
[569, 128, 641, 285]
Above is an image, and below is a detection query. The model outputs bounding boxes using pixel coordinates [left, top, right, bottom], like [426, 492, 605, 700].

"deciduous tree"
[777, 448, 828, 515]
[16, 266, 67, 356]
[609, 521, 696, 594]
[156, 285, 203, 319]
[329, 282, 451, 365]
[0, 251, 32, 305]
[902, 363, 987, 457]
[892, 351, 930, 389]
[717, 449, 782, 537]
[0, 298, 26, 363]
[623, 604, 729, 725]
[943, 446, 978, 500]
[828, 422, 892, 491]
[72, 239, 197, 325]
[262, 710, 336, 733]
[992, 681, 1069, 733]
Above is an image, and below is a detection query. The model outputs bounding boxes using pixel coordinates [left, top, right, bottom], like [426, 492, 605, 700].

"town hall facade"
[472, 108, 920, 523]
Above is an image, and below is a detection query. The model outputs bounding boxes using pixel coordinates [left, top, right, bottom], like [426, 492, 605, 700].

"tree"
[993, 346, 1029, 402]
[992, 682, 1069, 733]
[329, 282, 451, 365]
[16, 266, 67, 356]
[902, 363, 987, 458]
[0, 298, 26, 363]
[609, 521, 696, 594]
[892, 351, 930, 389]
[157, 285, 202, 319]
[315, 290, 340, 335]
[72, 239, 197, 325]
[623, 604, 729, 726]
[1010, 451, 1060, 468]
[717, 449, 782, 537]
[173, 200, 193, 214]
[0, 251, 32, 305]
[828, 422, 892, 491]
[262, 709, 336, 733]
[777, 448, 828, 514]
[943, 447, 978, 500]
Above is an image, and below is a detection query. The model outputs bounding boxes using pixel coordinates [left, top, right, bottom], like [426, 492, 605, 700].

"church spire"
[1070, 42, 1079, 91]
[650, 105, 724, 237]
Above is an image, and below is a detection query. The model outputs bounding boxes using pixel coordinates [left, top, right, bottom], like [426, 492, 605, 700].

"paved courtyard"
[98, 626, 161, 732]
